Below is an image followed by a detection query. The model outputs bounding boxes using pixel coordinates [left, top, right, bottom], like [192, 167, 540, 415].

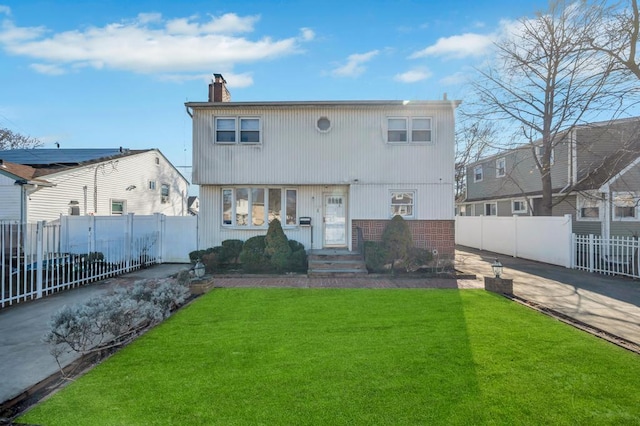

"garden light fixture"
[491, 258, 503, 278]
[194, 260, 205, 278]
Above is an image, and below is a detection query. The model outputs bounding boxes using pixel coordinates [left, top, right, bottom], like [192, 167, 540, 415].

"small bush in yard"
[43, 278, 190, 374]
[265, 219, 292, 272]
[381, 215, 413, 273]
[287, 240, 308, 272]
[364, 241, 387, 273]
[406, 247, 434, 272]
[219, 239, 244, 265]
[239, 235, 271, 272]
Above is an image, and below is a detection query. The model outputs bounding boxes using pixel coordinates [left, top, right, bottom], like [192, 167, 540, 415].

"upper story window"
[215, 117, 262, 144]
[496, 157, 506, 177]
[149, 180, 156, 191]
[390, 191, 415, 218]
[387, 117, 432, 144]
[474, 165, 483, 182]
[613, 192, 638, 220]
[536, 145, 555, 166]
[577, 194, 601, 221]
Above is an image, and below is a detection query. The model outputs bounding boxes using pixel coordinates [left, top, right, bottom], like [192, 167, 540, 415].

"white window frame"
[222, 187, 298, 228]
[612, 191, 639, 221]
[111, 200, 126, 215]
[577, 194, 601, 221]
[387, 117, 432, 144]
[484, 202, 497, 216]
[496, 157, 506, 178]
[474, 165, 483, 183]
[536, 145, 555, 166]
[215, 116, 262, 144]
[390, 190, 415, 218]
[512, 199, 527, 214]
[161, 183, 170, 204]
[149, 180, 156, 191]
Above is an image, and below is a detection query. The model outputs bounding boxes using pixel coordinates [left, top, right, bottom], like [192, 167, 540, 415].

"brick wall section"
[352, 220, 455, 257]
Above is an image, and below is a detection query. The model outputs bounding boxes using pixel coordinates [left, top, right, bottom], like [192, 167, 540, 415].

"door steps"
[307, 249, 368, 277]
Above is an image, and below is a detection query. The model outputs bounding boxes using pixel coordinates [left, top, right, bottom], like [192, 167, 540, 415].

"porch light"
[194, 260, 206, 278]
[491, 258, 503, 278]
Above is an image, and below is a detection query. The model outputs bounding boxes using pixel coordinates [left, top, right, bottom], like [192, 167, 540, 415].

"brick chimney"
[208, 73, 231, 102]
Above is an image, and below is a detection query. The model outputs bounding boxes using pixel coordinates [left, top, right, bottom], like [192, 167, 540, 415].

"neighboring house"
[187, 196, 199, 216]
[458, 117, 640, 238]
[0, 148, 190, 222]
[186, 74, 461, 256]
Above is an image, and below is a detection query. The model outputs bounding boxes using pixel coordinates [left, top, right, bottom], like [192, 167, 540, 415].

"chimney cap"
[213, 73, 226, 83]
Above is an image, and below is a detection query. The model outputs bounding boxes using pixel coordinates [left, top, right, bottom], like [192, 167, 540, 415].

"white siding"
[27, 150, 189, 223]
[0, 173, 22, 221]
[192, 103, 456, 187]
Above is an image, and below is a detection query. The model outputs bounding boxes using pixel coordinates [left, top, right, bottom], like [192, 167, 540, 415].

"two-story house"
[458, 117, 640, 238]
[186, 74, 460, 256]
[0, 148, 190, 222]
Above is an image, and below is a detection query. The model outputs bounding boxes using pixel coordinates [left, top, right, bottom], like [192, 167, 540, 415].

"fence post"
[155, 213, 163, 265]
[35, 221, 45, 299]
[125, 213, 134, 271]
[479, 215, 484, 251]
[588, 234, 594, 273]
[513, 215, 518, 258]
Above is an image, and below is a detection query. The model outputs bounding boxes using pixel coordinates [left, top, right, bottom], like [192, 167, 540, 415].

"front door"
[323, 194, 346, 247]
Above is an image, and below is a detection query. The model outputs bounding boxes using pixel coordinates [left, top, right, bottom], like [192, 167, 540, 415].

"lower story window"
[111, 200, 125, 215]
[390, 191, 415, 217]
[577, 195, 601, 220]
[613, 192, 638, 220]
[222, 187, 297, 227]
[512, 199, 527, 214]
[484, 203, 497, 216]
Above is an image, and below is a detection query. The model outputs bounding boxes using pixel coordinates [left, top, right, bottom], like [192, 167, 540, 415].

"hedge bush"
[265, 219, 292, 272]
[239, 236, 271, 273]
[381, 215, 413, 273]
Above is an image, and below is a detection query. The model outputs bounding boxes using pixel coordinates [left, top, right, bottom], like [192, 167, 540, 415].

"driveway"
[456, 245, 640, 346]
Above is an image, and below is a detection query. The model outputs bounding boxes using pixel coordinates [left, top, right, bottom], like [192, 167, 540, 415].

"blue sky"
[0, 0, 549, 191]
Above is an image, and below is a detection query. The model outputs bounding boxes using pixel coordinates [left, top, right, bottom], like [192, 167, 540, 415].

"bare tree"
[455, 113, 497, 200]
[471, 0, 627, 215]
[0, 127, 43, 150]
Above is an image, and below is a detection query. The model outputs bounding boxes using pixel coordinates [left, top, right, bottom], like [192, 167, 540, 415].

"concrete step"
[307, 250, 367, 276]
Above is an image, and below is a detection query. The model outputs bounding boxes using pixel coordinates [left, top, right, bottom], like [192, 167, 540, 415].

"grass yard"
[20, 288, 640, 425]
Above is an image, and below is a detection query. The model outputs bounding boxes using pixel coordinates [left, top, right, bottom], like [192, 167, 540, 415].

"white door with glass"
[323, 194, 346, 247]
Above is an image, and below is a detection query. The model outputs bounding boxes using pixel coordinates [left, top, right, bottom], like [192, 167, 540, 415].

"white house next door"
[323, 194, 346, 247]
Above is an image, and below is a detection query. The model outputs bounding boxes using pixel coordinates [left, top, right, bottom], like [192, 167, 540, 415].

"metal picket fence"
[1, 221, 159, 308]
[572, 234, 640, 279]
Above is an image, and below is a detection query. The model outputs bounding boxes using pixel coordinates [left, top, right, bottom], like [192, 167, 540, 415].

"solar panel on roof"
[0, 149, 126, 165]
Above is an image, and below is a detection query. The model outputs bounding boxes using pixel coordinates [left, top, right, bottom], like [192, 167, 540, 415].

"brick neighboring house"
[186, 74, 461, 256]
[458, 117, 640, 238]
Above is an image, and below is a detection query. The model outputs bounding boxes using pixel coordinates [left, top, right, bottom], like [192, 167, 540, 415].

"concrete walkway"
[455, 246, 640, 346]
[0, 264, 190, 407]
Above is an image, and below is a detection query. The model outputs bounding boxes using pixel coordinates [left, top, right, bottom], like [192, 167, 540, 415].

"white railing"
[1, 221, 160, 308]
[572, 234, 640, 279]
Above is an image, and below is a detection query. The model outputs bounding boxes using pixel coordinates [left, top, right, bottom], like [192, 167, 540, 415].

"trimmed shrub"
[287, 240, 308, 273]
[219, 239, 244, 265]
[265, 219, 292, 272]
[406, 247, 434, 272]
[381, 215, 413, 273]
[364, 241, 387, 273]
[239, 236, 270, 273]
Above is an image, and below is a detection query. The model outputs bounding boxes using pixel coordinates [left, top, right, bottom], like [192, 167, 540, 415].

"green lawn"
[20, 288, 640, 425]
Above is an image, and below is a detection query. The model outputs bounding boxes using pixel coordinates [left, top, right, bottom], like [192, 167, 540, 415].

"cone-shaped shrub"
[265, 219, 292, 272]
[381, 215, 413, 273]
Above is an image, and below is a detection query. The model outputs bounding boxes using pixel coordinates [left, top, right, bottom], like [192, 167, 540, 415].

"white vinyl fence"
[455, 215, 573, 267]
[1, 214, 198, 308]
[573, 234, 640, 279]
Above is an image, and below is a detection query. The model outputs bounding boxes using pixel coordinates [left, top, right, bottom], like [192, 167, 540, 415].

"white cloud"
[0, 5, 10, 16]
[159, 71, 254, 87]
[394, 68, 432, 83]
[300, 27, 315, 41]
[29, 63, 66, 75]
[0, 12, 311, 78]
[331, 50, 379, 77]
[409, 32, 495, 59]
[439, 71, 468, 86]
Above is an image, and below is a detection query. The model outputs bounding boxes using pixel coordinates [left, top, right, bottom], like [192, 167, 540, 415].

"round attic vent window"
[317, 117, 331, 132]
